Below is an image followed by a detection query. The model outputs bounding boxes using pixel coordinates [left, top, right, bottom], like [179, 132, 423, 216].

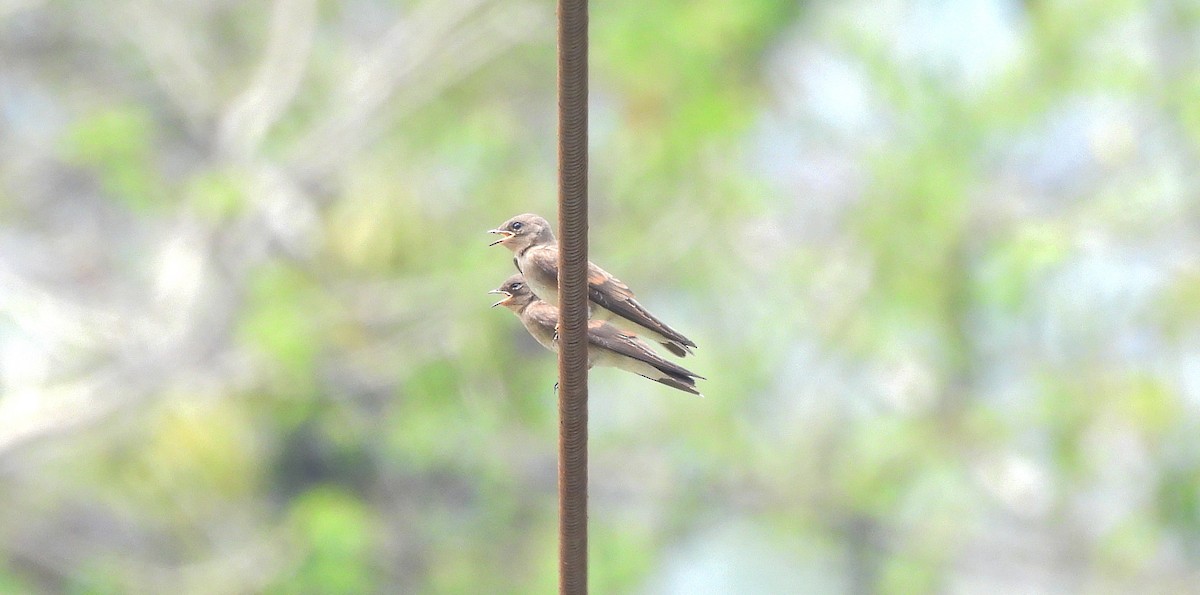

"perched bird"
[488, 213, 698, 357]
[489, 274, 704, 396]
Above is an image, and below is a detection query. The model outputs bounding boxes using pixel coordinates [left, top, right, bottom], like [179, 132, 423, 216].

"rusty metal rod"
[556, 0, 588, 592]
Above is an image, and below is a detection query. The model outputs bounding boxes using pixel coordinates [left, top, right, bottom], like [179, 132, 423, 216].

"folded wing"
[587, 321, 703, 396]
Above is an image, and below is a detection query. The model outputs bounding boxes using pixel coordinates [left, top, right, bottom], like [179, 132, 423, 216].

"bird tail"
[650, 372, 703, 397]
[621, 356, 704, 397]
[600, 306, 697, 357]
[592, 322, 705, 396]
[659, 340, 695, 358]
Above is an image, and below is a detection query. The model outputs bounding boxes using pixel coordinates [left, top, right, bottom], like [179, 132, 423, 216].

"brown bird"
[488, 213, 697, 357]
[490, 274, 704, 396]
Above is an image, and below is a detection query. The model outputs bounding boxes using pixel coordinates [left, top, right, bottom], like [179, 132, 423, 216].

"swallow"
[490, 274, 704, 396]
[488, 213, 698, 358]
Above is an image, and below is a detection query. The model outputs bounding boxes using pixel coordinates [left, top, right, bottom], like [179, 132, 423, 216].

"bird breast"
[519, 248, 559, 303]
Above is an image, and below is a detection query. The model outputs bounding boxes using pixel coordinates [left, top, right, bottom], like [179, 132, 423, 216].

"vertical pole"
[556, 0, 588, 592]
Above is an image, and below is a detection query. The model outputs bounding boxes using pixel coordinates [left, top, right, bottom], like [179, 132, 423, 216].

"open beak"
[488, 229, 513, 246]
[488, 289, 512, 308]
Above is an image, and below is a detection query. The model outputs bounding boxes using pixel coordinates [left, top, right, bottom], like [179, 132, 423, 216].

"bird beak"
[488, 289, 512, 307]
[488, 229, 513, 246]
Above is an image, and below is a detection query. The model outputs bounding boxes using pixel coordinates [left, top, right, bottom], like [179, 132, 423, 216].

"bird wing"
[586, 321, 701, 380]
[524, 247, 696, 352]
[585, 264, 696, 349]
[526, 302, 559, 333]
[523, 249, 637, 301]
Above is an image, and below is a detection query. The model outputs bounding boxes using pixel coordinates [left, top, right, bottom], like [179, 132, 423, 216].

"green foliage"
[239, 265, 324, 383]
[1096, 513, 1161, 578]
[186, 169, 250, 221]
[64, 106, 163, 212]
[6, 0, 1200, 592]
[1117, 376, 1181, 436]
[976, 223, 1070, 311]
[271, 487, 379, 594]
[594, 0, 797, 179]
[65, 560, 127, 595]
[879, 554, 940, 594]
[0, 569, 33, 595]
[590, 523, 660, 593]
[834, 417, 942, 513]
[387, 359, 475, 471]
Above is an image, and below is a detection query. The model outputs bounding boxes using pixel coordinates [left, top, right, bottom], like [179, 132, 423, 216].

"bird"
[489, 274, 704, 396]
[488, 213, 698, 357]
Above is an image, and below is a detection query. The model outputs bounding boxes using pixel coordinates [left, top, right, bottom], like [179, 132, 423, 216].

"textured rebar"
[556, 0, 588, 592]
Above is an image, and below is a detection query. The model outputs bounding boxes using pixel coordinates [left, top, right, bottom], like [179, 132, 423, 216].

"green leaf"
[64, 106, 162, 212]
[273, 487, 378, 595]
[239, 265, 321, 382]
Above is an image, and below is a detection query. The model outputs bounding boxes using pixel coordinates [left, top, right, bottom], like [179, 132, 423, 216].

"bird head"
[488, 274, 537, 311]
[488, 214, 554, 252]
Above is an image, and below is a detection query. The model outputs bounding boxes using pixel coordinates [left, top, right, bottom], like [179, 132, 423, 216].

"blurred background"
[2, 0, 1199, 592]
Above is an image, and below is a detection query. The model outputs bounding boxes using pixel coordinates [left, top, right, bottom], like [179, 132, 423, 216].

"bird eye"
[510, 221, 523, 231]
[511, 282, 523, 291]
